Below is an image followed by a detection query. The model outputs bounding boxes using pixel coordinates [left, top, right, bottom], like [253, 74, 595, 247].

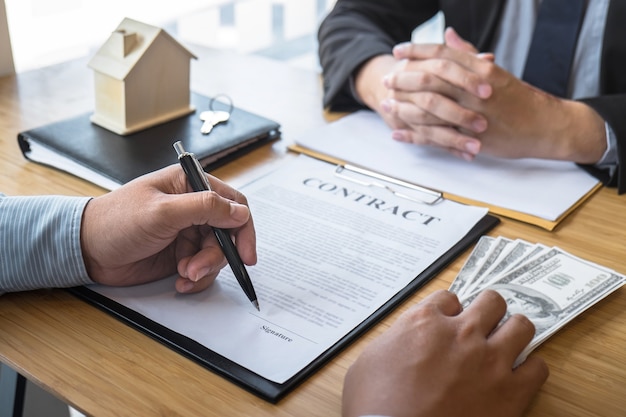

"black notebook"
[18, 92, 281, 190]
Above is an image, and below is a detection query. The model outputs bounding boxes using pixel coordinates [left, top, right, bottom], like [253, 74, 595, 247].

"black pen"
[173, 141, 260, 311]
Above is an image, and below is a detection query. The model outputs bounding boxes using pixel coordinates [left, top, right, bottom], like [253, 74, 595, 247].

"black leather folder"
[18, 92, 281, 189]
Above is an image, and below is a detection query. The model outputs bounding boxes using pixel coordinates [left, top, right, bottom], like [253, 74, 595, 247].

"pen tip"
[252, 300, 260, 312]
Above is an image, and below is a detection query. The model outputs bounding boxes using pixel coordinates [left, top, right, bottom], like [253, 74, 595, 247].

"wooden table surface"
[1, 46, 625, 417]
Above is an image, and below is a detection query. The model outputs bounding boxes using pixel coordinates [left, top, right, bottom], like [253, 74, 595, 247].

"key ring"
[209, 94, 234, 116]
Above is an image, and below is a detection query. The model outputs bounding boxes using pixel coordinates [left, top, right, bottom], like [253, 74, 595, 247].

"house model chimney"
[88, 17, 197, 135]
[110, 29, 137, 57]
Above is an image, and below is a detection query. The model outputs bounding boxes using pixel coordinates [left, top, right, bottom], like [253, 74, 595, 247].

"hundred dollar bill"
[468, 239, 533, 291]
[449, 235, 495, 295]
[465, 239, 546, 294]
[461, 236, 512, 296]
[502, 243, 550, 276]
[460, 247, 626, 366]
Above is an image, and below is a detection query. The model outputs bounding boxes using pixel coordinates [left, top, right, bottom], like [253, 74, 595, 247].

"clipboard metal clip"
[334, 164, 443, 205]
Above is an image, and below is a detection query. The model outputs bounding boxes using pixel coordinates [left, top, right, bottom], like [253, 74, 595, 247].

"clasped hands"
[358, 27, 606, 164]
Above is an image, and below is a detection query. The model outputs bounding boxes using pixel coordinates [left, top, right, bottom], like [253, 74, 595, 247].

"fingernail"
[464, 141, 481, 155]
[194, 268, 210, 282]
[180, 280, 194, 293]
[461, 152, 475, 161]
[477, 53, 495, 63]
[391, 130, 406, 141]
[477, 83, 492, 98]
[381, 98, 395, 113]
[382, 74, 392, 88]
[229, 203, 249, 221]
[472, 118, 487, 132]
[393, 43, 409, 56]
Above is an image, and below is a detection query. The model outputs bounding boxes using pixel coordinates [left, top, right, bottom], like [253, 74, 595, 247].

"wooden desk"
[1, 47, 626, 417]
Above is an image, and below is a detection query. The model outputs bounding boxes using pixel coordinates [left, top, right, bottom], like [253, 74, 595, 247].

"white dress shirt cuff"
[595, 122, 619, 176]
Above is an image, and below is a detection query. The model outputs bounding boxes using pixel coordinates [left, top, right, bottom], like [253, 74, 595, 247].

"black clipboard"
[68, 212, 498, 403]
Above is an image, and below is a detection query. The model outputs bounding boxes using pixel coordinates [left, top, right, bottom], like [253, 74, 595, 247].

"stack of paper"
[292, 110, 601, 229]
[450, 236, 625, 366]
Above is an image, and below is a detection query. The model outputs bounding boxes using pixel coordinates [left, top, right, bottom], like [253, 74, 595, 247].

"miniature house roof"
[87, 17, 197, 80]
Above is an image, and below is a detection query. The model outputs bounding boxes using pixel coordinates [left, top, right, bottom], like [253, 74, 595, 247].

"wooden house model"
[88, 18, 197, 135]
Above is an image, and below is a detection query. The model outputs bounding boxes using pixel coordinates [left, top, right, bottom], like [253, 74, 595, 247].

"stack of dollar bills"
[450, 236, 626, 366]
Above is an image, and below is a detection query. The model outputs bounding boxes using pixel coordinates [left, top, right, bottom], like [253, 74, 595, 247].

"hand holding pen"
[174, 141, 260, 310]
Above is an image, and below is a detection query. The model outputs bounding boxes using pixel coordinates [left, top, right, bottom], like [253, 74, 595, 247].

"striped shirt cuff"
[0, 194, 95, 293]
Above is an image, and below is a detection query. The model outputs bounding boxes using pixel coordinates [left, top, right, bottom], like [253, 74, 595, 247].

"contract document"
[79, 155, 495, 401]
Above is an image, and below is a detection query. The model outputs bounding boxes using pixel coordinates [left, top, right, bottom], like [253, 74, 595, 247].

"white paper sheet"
[294, 111, 600, 221]
[92, 155, 488, 383]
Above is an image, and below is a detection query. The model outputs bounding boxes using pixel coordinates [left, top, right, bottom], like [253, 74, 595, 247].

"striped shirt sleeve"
[0, 194, 95, 293]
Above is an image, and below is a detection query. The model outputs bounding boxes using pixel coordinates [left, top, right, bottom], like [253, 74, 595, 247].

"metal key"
[199, 110, 230, 134]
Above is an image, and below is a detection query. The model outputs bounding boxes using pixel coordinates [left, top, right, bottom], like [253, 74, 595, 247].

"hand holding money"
[342, 289, 548, 417]
[450, 236, 626, 366]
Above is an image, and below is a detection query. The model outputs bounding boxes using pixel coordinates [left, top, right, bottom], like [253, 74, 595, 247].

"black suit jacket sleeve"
[317, 0, 440, 112]
[577, 0, 626, 193]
